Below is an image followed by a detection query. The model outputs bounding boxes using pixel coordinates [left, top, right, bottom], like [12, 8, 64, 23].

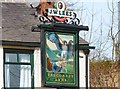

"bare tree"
[107, 0, 118, 60]
[75, 1, 119, 87]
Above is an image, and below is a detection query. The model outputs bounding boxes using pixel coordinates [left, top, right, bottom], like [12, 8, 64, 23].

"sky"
[75, 1, 118, 59]
[26, 0, 119, 59]
[82, 1, 118, 58]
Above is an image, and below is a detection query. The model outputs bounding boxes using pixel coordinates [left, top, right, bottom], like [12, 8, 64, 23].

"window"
[4, 49, 34, 88]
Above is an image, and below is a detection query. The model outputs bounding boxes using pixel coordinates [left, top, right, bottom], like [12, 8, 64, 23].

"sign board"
[32, 0, 80, 24]
[46, 0, 74, 19]
[43, 30, 79, 87]
[47, 8, 74, 18]
[32, 0, 88, 87]
[31, 0, 89, 88]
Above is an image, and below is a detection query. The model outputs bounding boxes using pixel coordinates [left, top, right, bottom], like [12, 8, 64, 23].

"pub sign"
[44, 31, 78, 87]
[31, 0, 82, 87]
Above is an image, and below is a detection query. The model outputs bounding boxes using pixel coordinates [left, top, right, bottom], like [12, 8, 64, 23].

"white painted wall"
[34, 48, 41, 87]
[79, 50, 87, 88]
[0, 46, 3, 89]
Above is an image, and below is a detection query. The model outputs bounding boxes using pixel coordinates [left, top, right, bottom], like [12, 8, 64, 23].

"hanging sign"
[47, 0, 74, 19]
[47, 8, 74, 18]
[44, 31, 78, 87]
[31, 0, 80, 25]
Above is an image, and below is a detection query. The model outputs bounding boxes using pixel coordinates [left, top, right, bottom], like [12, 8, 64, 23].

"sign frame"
[40, 24, 79, 88]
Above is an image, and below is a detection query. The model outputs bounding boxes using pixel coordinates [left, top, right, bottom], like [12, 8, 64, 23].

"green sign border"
[40, 26, 79, 88]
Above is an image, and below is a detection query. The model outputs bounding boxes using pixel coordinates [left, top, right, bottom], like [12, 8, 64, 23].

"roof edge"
[1, 40, 40, 47]
[79, 45, 95, 50]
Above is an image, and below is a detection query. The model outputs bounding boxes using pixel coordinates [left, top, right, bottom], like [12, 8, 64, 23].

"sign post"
[39, 23, 88, 88]
[31, 0, 89, 88]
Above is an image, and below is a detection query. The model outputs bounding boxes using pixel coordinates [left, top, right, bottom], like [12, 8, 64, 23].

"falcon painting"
[46, 32, 74, 73]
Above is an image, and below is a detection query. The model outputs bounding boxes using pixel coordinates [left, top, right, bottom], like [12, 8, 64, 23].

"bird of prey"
[47, 32, 74, 60]
[46, 32, 74, 72]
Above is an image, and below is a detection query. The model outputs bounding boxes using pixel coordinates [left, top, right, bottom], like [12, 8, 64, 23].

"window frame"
[4, 48, 34, 89]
